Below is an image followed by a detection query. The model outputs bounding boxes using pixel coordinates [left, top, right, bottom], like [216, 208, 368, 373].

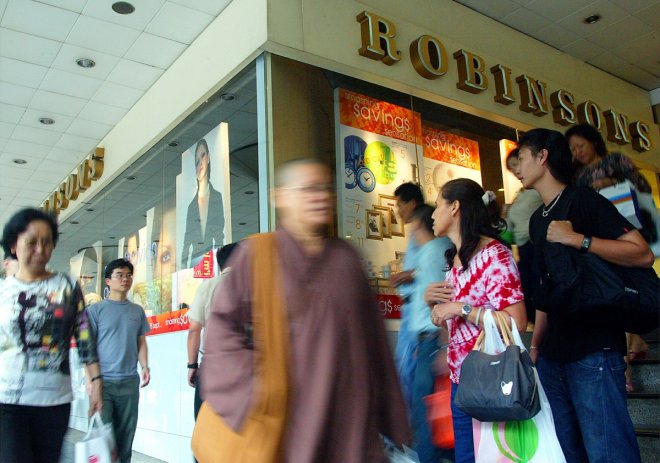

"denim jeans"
[450, 382, 475, 463]
[412, 335, 455, 463]
[536, 351, 641, 463]
[101, 376, 141, 463]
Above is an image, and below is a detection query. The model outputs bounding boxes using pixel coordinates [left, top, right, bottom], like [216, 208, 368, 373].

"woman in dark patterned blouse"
[0, 208, 102, 463]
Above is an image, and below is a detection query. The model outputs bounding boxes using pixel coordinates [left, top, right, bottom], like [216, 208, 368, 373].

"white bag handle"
[474, 310, 526, 355]
[82, 412, 105, 441]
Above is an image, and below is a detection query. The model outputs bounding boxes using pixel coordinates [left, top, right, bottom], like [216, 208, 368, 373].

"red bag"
[424, 374, 454, 449]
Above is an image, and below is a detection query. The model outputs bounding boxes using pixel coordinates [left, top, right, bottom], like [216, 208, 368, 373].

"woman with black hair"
[424, 178, 526, 463]
[181, 138, 226, 268]
[0, 208, 102, 463]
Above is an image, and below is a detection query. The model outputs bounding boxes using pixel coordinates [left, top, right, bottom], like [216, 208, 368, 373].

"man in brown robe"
[201, 158, 411, 462]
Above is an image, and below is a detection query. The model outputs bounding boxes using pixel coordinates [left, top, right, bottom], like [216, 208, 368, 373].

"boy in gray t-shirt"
[87, 259, 150, 463]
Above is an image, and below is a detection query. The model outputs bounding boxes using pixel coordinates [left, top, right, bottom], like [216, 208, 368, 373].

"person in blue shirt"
[393, 200, 453, 462]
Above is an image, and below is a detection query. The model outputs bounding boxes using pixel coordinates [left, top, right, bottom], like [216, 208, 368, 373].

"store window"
[270, 55, 519, 321]
[51, 63, 260, 330]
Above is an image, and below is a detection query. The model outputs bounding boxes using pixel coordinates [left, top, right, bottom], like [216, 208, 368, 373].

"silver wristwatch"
[461, 303, 473, 320]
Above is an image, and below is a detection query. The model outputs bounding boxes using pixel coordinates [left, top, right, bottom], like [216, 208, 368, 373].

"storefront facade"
[53, 1, 659, 461]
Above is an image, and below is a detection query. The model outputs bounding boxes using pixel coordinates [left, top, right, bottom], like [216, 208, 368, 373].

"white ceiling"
[0, 0, 233, 232]
[453, 0, 660, 91]
[0, 0, 658, 244]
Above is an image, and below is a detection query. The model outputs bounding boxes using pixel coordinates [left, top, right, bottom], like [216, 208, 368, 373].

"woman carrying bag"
[424, 179, 526, 463]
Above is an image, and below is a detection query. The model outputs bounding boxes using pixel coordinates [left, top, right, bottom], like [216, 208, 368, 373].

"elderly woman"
[0, 208, 102, 463]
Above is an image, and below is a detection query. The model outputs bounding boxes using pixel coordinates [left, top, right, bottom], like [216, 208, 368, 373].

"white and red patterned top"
[446, 240, 523, 384]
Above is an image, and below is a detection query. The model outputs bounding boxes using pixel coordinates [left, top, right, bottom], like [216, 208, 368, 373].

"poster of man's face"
[176, 122, 232, 270]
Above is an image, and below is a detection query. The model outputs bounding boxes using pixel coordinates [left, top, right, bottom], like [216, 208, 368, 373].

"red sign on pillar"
[377, 294, 402, 319]
[193, 251, 215, 278]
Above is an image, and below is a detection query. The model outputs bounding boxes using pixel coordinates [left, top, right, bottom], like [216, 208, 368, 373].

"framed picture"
[366, 210, 383, 240]
[373, 205, 392, 238]
[378, 194, 404, 237]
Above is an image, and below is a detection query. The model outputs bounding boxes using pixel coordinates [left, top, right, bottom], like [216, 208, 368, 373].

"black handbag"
[535, 189, 659, 335]
[454, 311, 540, 422]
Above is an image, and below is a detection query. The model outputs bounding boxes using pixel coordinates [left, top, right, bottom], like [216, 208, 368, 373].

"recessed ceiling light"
[112, 1, 135, 14]
[109, 236, 116, 239]
[245, 190, 254, 195]
[13, 159, 27, 165]
[39, 117, 55, 125]
[70, 221, 79, 225]
[239, 222, 246, 225]
[85, 208, 95, 212]
[126, 175, 137, 180]
[76, 58, 96, 68]
[583, 14, 601, 24]
[168, 141, 179, 147]
[220, 93, 236, 101]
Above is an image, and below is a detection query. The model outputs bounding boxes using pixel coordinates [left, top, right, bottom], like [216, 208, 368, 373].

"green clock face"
[364, 141, 397, 185]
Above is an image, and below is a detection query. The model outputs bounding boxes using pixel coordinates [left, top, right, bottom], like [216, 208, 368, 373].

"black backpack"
[534, 189, 659, 334]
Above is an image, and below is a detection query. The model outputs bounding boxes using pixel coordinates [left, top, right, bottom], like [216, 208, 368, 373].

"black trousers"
[0, 402, 71, 463]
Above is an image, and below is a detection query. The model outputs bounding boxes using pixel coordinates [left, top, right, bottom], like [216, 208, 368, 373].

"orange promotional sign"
[146, 308, 190, 336]
[193, 251, 215, 278]
[502, 139, 517, 156]
[423, 125, 480, 170]
[339, 89, 422, 143]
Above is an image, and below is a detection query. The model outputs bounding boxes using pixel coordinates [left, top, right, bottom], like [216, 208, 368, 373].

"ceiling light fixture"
[112, 1, 135, 14]
[220, 93, 236, 101]
[85, 208, 95, 212]
[239, 222, 247, 226]
[245, 190, 255, 195]
[583, 14, 601, 24]
[70, 221, 79, 225]
[126, 175, 137, 180]
[76, 58, 96, 68]
[13, 159, 27, 165]
[168, 141, 179, 147]
[39, 117, 55, 125]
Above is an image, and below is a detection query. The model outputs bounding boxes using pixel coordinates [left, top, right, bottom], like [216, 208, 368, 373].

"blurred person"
[520, 128, 653, 463]
[181, 139, 225, 268]
[199, 158, 410, 462]
[0, 208, 102, 463]
[87, 259, 151, 463]
[2, 256, 18, 277]
[505, 149, 543, 324]
[389, 182, 424, 403]
[425, 179, 526, 463]
[566, 122, 653, 389]
[187, 242, 239, 420]
[395, 204, 453, 463]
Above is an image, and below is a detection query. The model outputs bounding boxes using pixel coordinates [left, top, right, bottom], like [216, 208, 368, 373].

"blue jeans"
[412, 335, 454, 463]
[450, 382, 474, 463]
[536, 351, 641, 463]
[101, 376, 141, 463]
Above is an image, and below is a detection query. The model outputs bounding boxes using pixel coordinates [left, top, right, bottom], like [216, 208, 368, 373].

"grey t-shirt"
[87, 299, 150, 380]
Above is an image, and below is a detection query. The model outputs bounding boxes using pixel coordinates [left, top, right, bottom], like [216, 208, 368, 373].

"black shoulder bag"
[534, 189, 659, 334]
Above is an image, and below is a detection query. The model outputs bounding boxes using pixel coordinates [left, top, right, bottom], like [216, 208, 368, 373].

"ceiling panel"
[145, 2, 213, 44]
[66, 15, 141, 57]
[107, 59, 163, 91]
[66, 118, 112, 139]
[40, 68, 104, 99]
[50, 44, 121, 80]
[12, 125, 62, 146]
[0, 102, 23, 124]
[0, 28, 61, 66]
[0, 56, 48, 88]
[78, 101, 129, 126]
[0, 82, 35, 107]
[29, 90, 87, 117]
[1, 0, 78, 41]
[124, 32, 187, 69]
[19, 108, 74, 133]
[81, 0, 164, 30]
[169, 0, 232, 16]
[34, 0, 87, 14]
[92, 81, 144, 109]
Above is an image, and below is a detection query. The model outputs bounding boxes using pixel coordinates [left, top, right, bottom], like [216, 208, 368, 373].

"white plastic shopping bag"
[472, 311, 566, 463]
[75, 412, 119, 463]
[384, 444, 420, 463]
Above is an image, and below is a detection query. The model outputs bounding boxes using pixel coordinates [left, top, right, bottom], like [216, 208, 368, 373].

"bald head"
[275, 158, 328, 189]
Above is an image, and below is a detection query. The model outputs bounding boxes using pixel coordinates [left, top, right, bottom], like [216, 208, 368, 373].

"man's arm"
[137, 336, 150, 387]
[83, 361, 103, 416]
[547, 222, 654, 268]
[529, 310, 547, 363]
[187, 320, 203, 387]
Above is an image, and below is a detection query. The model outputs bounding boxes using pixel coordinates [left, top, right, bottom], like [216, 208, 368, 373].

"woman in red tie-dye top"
[425, 178, 526, 463]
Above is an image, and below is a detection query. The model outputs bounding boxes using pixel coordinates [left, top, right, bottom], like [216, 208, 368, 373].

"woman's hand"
[431, 302, 461, 326]
[592, 177, 616, 190]
[424, 282, 454, 307]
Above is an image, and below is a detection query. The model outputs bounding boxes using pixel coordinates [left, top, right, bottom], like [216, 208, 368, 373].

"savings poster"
[421, 124, 482, 201]
[335, 89, 423, 318]
[500, 139, 520, 203]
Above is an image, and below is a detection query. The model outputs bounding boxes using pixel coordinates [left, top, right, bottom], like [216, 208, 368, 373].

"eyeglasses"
[283, 184, 335, 195]
[111, 273, 133, 280]
[21, 238, 54, 249]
